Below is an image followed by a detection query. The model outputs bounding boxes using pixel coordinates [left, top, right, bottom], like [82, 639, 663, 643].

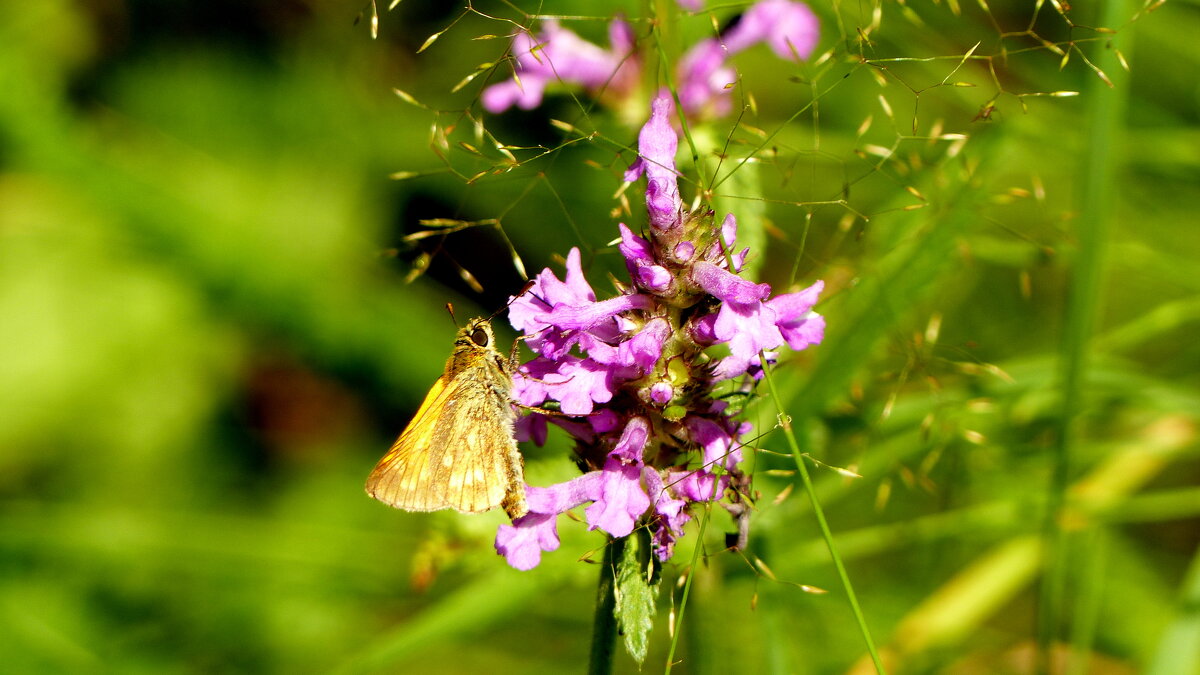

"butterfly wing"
[365, 369, 522, 515]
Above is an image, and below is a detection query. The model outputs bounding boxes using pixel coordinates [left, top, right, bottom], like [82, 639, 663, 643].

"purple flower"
[678, 38, 736, 117]
[494, 512, 559, 571]
[509, 248, 595, 335]
[667, 468, 729, 502]
[610, 415, 651, 463]
[483, 2, 819, 121]
[585, 459, 651, 537]
[515, 355, 615, 415]
[514, 411, 548, 445]
[511, 247, 649, 361]
[692, 261, 771, 304]
[724, 0, 820, 61]
[707, 280, 826, 380]
[496, 473, 602, 569]
[619, 224, 674, 293]
[685, 415, 744, 471]
[588, 318, 669, 374]
[537, 294, 654, 332]
[623, 96, 682, 231]
[769, 281, 826, 349]
[642, 467, 689, 561]
[678, 0, 820, 117]
[482, 20, 639, 113]
[710, 299, 783, 380]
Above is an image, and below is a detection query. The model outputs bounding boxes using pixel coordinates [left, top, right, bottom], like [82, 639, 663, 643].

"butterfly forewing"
[365, 375, 450, 511]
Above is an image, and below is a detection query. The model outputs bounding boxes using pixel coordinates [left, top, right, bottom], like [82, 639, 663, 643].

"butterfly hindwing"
[419, 372, 514, 514]
[365, 361, 518, 514]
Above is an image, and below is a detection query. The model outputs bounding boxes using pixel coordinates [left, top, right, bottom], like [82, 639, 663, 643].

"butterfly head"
[461, 317, 495, 350]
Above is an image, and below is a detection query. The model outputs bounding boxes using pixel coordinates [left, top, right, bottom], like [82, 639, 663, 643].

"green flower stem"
[589, 535, 626, 675]
[760, 360, 888, 674]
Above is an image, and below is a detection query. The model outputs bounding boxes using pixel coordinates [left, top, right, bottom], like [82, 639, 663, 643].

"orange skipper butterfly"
[366, 317, 528, 519]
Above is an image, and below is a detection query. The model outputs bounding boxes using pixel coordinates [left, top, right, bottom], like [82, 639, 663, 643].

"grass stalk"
[1038, 0, 1131, 668]
[760, 360, 887, 674]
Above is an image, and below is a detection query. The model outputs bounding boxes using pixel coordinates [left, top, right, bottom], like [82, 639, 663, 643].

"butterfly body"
[366, 318, 528, 519]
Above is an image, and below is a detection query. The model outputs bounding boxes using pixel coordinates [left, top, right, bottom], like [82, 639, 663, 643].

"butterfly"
[365, 317, 528, 519]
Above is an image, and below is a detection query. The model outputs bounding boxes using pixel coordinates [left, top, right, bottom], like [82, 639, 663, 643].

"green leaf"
[615, 532, 658, 664]
[715, 160, 766, 279]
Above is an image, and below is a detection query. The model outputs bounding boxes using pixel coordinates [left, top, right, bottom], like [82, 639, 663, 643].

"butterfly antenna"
[445, 302, 459, 327]
[486, 279, 537, 322]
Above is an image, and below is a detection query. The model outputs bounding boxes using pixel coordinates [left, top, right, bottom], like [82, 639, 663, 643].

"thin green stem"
[664, 502, 714, 674]
[759, 360, 887, 674]
[1038, 0, 1129, 669]
[589, 536, 625, 675]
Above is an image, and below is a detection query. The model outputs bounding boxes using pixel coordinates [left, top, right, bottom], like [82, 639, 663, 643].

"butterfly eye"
[471, 328, 489, 347]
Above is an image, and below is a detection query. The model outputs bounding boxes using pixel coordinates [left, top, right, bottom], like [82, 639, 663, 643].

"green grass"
[1, 0, 1198, 673]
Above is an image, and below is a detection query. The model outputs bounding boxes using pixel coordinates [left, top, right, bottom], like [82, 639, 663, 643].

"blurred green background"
[2, 0, 1198, 673]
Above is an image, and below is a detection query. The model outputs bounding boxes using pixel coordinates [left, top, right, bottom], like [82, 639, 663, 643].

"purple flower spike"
[493, 97, 825, 571]
[625, 95, 682, 231]
[725, 0, 820, 61]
